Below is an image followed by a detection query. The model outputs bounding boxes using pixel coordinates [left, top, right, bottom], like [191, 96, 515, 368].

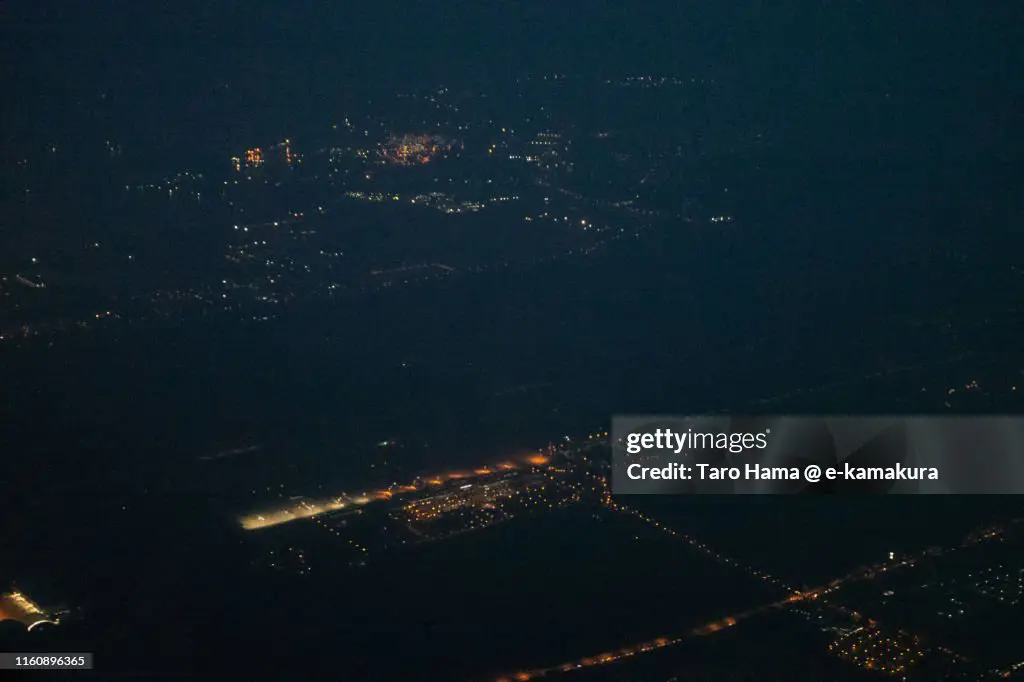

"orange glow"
[240, 449, 556, 529]
[245, 148, 264, 167]
[381, 134, 454, 165]
[0, 592, 49, 629]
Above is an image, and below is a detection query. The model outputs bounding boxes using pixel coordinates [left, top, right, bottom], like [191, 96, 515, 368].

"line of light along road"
[238, 451, 557, 530]
[494, 497, 1008, 681]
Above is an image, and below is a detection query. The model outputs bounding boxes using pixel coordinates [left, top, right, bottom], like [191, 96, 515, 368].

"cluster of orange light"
[693, 616, 738, 635]
[380, 134, 454, 166]
[245, 148, 264, 167]
[496, 635, 685, 681]
[240, 452, 550, 530]
[0, 591, 50, 629]
[7, 592, 42, 615]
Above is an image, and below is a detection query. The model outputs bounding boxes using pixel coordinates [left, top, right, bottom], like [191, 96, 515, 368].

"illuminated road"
[493, 496, 1013, 681]
[239, 452, 553, 530]
[495, 608, 774, 682]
